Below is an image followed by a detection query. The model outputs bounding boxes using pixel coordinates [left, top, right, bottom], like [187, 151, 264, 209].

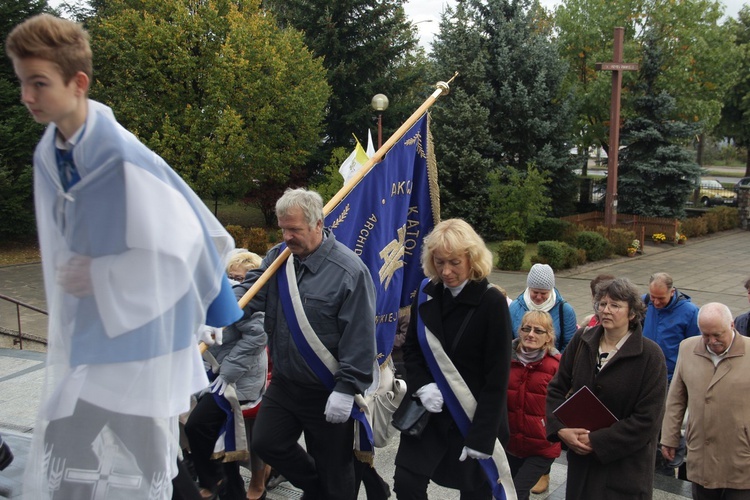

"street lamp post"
[371, 93, 389, 149]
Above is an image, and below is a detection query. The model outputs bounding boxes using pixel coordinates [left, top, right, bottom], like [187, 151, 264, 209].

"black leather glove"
[0, 436, 14, 471]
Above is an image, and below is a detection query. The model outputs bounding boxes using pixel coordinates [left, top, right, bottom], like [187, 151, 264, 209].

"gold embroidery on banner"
[329, 204, 350, 229]
[379, 225, 407, 290]
[404, 131, 427, 159]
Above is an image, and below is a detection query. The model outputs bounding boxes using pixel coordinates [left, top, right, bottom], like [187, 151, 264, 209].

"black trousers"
[184, 394, 246, 499]
[251, 376, 355, 500]
[691, 484, 750, 500]
[506, 453, 555, 500]
[354, 459, 391, 500]
[393, 465, 491, 500]
[172, 458, 202, 500]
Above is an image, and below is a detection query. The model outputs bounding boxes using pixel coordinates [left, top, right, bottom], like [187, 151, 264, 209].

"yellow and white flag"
[338, 135, 371, 183]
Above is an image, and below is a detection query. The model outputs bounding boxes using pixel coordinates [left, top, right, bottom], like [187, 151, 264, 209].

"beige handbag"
[365, 358, 407, 447]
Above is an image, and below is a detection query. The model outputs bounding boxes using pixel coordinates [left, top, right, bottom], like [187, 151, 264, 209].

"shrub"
[711, 206, 739, 230]
[703, 212, 720, 234]
[225, 224, 246, 245]
[576, 231, 612, 261]
[560, 242, 579, 269]
[679, 217, 707, 238]
[496, 240, 526, 271]
[267, 228, 281, 245]
[576, 248, 587, 265]
[595, 226, 636, 256]
[244, 227, 270, 255]
[528, 218, 577, 244]
[534, 240, 566, 270]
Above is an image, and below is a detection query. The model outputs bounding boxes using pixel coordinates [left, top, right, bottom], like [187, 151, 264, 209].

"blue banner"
[325, 114, 439, 363]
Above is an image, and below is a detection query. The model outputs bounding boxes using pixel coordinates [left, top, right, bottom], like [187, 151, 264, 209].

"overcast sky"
[405, 0, 749, 49]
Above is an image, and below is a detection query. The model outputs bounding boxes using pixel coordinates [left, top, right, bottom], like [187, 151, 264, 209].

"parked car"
[697, 179, 737, 206]
[733, 176, 750, 194]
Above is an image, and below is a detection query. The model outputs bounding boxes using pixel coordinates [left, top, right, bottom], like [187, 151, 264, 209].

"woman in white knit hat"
[509, 264, 577, 353]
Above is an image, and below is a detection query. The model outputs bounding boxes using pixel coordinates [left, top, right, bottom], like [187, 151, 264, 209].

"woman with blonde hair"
[506, 310, 561, 500]
[393, 219, 514, 499]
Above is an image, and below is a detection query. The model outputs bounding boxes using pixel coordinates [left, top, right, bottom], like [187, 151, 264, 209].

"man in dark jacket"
[733, 276, 750, 336]
[643, 272, 700, 477]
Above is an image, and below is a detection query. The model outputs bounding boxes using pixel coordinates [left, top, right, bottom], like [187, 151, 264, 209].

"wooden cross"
[596, 27, 639, 227]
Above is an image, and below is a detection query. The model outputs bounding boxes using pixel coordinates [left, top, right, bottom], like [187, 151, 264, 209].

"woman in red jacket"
[506, 310, 561, 500]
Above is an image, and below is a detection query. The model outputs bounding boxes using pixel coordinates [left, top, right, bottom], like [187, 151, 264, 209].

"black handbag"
[391, 397, 430, 437]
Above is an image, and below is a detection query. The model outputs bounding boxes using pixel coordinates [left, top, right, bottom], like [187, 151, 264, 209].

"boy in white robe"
[6, 14, 242, 499]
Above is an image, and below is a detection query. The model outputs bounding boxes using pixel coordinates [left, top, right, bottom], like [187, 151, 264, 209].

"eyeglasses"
[228, 274, 245, 282]
[594, 301, 624, 313]
[520, 326, 548, 335]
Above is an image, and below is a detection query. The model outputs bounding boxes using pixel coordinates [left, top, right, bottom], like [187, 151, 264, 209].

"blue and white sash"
[202, 352, 249, 463]
[277, 251, 374, 454]
[416, 279, 516, 500]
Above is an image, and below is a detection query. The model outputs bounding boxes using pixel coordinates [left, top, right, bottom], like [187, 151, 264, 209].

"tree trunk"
[696, 133, 704, 167]
[581, 147, 589, 176]
[746, 150, 750, 178]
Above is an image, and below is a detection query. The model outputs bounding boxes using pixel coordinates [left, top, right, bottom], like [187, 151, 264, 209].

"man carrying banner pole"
[238, 188, 377, 500]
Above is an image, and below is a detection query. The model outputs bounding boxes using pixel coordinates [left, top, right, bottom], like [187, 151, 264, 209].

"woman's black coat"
[395, 278, 512, 490]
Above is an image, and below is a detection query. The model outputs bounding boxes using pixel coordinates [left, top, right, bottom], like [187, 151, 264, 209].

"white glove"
[459, 446, 491, 461]
[197, 326, 223, 346]
[324, 391, 355, 424]
[415, 383, 443, 413]
[209, 376, 230, 396]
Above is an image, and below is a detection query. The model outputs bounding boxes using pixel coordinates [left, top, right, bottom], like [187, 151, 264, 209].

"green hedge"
[528, 218, 577, 244]
[576, 231, 612, 261]
[532, 241, 566, 270]
[496, 240, 526, 271]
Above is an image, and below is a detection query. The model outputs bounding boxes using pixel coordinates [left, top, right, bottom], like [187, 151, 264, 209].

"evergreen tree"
[618, 30, 703, 219]
[430, 0, 576, 235]
[429, 3, 495, 235]
[263, 0, 429, 170]
[0, 0, 48, 239]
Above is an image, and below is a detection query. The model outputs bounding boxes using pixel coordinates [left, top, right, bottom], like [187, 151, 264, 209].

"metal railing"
[0, 293, 48, 350]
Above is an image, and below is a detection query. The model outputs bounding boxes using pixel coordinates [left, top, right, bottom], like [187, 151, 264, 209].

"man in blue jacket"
[643, 271, 700, 477]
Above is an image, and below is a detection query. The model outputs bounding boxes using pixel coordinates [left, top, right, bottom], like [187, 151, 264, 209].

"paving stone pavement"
[0, 228, 748, 498]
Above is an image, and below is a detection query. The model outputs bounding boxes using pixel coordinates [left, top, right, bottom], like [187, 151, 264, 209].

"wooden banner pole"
[200, 74, 457, 351]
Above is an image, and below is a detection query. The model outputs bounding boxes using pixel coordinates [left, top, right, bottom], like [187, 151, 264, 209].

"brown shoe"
[531, 473, 549, 494]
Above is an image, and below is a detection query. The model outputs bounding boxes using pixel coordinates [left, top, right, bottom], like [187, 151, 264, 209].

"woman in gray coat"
[186, 252, 268, 499]
[545, 277, 667, 499]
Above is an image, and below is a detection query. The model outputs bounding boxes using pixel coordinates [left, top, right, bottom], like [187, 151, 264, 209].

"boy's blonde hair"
[5, 14, 92, 83]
